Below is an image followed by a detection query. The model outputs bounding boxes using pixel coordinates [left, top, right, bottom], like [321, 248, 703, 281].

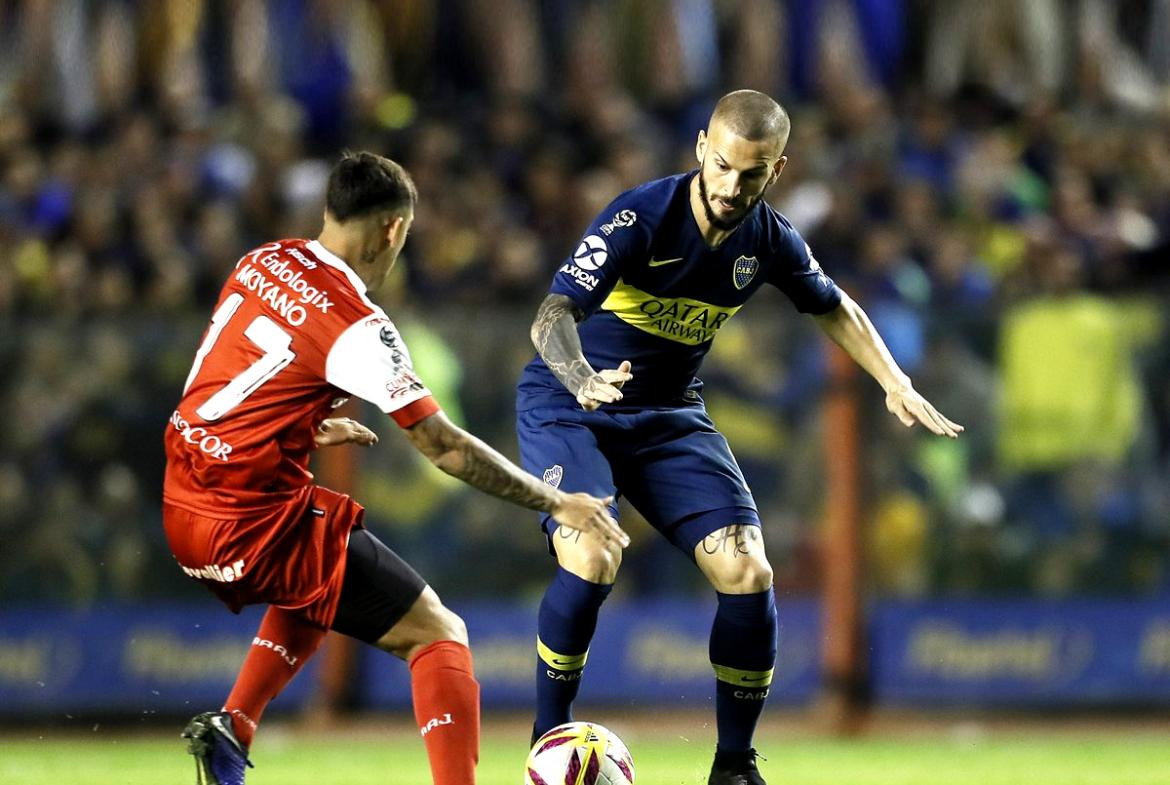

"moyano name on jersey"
[234, 250, 335, 327]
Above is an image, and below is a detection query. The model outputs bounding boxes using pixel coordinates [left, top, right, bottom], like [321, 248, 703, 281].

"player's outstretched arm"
[530, 294, 632, 411]
[404, 410, 630, 546]
[813, 292, 964, 439]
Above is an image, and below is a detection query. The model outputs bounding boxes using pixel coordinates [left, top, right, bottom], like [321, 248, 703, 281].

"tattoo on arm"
[530, 294, 595, 397]
[405, 412, 557, 513]
[701, 525, 758, 557]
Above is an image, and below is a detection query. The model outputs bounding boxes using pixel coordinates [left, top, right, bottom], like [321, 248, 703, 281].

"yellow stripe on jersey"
[537, 637, 589, 671]
[712, 663, 774, 686]
[600, 279, 742, 346]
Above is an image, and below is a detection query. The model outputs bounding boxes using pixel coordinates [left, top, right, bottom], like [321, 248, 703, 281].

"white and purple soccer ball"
[525, 721, 635, 785]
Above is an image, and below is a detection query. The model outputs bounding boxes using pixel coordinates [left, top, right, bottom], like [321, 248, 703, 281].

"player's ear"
[695, 130, 707, 165]
[769, 155, 787, 186]
[385, 214, 404, 244]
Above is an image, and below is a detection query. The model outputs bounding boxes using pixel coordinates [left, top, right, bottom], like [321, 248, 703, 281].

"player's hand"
[314, 417, 379, 447]
[884, 386, 964, 438]
[550, 492, 630, 548]
[575, 361, 633, 412]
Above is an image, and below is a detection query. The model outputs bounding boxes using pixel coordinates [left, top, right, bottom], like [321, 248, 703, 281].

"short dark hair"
[325, 151, 417, 221]
[709, 90, 790, 150]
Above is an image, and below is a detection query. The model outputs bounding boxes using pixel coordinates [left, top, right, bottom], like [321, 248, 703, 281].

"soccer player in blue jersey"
[516, 90, 963, 785]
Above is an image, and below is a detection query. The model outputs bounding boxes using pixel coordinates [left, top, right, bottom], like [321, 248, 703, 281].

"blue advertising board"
[0, 604, 315, 716]
[871, 600, 1170, 705]
[2, 598, 1168, 715]
[0, 599, 819, 715]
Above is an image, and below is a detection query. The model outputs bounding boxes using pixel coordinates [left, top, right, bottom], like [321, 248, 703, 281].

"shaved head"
[692, 90, 790, 233]
[709, 90, 790, 153]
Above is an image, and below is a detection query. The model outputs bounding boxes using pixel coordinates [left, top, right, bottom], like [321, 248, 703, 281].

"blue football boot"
[182, 711, 254, 785]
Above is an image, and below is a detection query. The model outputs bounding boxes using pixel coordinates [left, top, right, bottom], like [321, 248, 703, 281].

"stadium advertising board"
[0, 605, 314, 715]
[2, 599, 1168, 715]
[871, 600, 1170, 704]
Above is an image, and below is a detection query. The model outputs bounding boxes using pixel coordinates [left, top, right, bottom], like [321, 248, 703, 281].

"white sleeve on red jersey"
[324, 311, 440, 427]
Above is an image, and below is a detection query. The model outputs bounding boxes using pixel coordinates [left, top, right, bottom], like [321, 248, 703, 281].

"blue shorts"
[516, 404, 759, 557]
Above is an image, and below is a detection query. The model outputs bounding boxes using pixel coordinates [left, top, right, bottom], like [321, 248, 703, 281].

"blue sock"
[709, 589, 778, 752]
[534, 568, 613, 736]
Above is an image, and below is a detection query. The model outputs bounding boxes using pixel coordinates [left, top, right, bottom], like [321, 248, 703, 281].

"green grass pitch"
[2, 714, 1167, 785]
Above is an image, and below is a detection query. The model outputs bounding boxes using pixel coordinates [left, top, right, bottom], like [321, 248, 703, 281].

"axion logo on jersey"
[599, 209, 637, 236]
[573, 235, 609, 271]
[732, 255, 759, 289]
[560, 263, 600, 291]
[543, 464, 563, 488]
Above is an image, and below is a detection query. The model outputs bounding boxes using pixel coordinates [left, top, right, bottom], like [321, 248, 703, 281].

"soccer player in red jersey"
[163, 151, 628, 785]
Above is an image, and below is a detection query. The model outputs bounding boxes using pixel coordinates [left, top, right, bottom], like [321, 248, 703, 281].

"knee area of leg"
[745, 559, 774, 593]
[412, 593, 468, 646]
[434, 606, 468, 646]
[716, 557, 773, 594]
[569, 543, 622, 583]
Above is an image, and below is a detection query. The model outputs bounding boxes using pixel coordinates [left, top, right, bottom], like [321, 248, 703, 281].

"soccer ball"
[525, 721, 635, 785]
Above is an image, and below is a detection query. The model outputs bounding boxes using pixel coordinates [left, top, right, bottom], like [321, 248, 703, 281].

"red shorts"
[162, 485, 364, 630]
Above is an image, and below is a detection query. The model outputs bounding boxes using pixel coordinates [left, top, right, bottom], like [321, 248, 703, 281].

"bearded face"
[694, 120, 785, 233]
[697, 164, 767, 231]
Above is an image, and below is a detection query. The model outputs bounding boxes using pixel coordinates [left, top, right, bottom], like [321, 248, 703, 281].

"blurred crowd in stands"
[2, 0, 1170, 604]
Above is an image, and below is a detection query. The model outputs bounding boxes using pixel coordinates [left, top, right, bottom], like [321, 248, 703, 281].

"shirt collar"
[307, 239, 368, 296]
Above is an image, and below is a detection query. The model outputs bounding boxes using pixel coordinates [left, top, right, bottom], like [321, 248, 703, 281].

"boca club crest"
[732, 255, 759, 289]
[543, 464, 563, 488]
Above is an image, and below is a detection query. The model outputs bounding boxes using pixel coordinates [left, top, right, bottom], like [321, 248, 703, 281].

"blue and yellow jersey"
[517, 171, 842, 409]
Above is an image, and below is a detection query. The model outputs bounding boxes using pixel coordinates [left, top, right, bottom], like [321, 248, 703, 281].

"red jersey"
[164, 238, 439, 517]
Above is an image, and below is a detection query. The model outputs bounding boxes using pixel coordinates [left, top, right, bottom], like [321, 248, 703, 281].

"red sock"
[410, 641, 481, 785]
[223, 606, 327, 749]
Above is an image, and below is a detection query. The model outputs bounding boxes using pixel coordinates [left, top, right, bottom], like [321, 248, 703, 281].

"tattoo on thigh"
[701, 524, 757, 557]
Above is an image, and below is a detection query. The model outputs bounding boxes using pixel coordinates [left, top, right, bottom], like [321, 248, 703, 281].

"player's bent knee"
[738, 558, 774, 593]
[376, 587, 469, 660]
[426, 603, 468, 647]
[703, 553, 774, 594]
[555, 536, 622, 584]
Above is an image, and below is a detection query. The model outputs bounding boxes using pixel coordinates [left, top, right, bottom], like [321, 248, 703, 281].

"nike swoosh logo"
[552, 658, 578, 666]
[740, 675, 770, 683]
[648, 256, 685, 267]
